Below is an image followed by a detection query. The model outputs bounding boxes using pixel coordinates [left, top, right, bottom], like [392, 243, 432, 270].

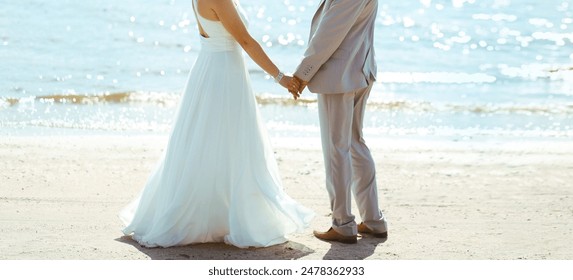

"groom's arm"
[294, 0, 369, 84]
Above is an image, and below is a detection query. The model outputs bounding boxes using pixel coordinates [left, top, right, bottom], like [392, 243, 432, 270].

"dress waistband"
[200, 36, 240, 52]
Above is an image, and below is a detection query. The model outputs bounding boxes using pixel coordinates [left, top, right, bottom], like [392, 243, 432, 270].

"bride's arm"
[210, 0, 294, 89]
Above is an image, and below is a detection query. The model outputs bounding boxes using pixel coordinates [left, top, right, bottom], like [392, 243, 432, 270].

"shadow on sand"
[116, 236, 315, 260]
[321, 235, 388, 260]
[117, 234, 387, 260]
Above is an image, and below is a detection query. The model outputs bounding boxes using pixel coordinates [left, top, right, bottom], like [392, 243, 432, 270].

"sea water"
[1, 0, 572, 143]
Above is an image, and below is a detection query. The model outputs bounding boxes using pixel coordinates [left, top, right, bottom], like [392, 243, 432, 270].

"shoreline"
[1, 135, 572, 259]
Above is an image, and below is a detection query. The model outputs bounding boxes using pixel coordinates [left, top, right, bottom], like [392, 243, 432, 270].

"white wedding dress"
[119, 0, 314, 248]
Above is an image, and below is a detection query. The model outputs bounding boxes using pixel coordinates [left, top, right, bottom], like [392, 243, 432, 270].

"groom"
[289, 0, 387, 244]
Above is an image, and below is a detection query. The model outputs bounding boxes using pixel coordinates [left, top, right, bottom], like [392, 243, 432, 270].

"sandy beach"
[1, 135, 572, 260]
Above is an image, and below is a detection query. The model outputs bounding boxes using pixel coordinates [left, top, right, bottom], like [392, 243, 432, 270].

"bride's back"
[193, 0, 247, 40]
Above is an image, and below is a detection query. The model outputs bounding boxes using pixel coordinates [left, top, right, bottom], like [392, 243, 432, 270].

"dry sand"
[1, 135, 572, 260]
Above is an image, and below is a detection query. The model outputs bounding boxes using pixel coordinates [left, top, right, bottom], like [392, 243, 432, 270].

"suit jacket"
[294, 0, 378, 94]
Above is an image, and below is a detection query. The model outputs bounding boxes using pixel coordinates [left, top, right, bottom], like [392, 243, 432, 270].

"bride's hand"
[279, 75, 300, 100]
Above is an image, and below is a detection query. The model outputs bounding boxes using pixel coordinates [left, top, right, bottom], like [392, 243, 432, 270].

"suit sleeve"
[294, 0, 369, 82]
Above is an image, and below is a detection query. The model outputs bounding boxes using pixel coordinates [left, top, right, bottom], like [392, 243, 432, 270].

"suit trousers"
[317, 84, 387, 236]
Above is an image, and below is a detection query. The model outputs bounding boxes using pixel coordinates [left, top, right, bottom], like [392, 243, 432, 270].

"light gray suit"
[294, 0, 387, 236]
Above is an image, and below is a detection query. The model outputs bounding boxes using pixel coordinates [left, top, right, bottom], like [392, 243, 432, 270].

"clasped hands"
[279, 75, 308, 100]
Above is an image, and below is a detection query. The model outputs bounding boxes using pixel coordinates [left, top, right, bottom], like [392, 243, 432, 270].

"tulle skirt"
[119, 46, 314, 248]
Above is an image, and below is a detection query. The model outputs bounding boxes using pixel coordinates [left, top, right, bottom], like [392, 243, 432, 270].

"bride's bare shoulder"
[196, 0, 232, 21]
[208, 0, 235, 8]
[208, 0, 242, 21]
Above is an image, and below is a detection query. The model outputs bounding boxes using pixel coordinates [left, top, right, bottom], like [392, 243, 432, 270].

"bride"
[119, 0, 314, 248]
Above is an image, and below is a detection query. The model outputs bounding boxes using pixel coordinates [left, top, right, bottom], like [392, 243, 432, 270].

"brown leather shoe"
[313, 228, 357, 244]
[358, 222, 388, 238]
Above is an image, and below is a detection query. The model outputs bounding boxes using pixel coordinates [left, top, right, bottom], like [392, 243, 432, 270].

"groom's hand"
[293, 75, 308, 94]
